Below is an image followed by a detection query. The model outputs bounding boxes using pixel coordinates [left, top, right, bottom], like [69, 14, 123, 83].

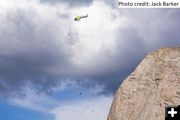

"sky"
[0, 0, 180, 120]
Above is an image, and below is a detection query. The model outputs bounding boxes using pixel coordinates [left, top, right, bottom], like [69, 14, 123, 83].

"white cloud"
[8, 85, 59, 112]
[0, 0, 131, 94]
[1, 0, 180, 108]
[7, 82, 112, 120]
[0, 0, 126, 74]
[1, 0, 180, 120]
[52, 96, 112, 120]
[70, 1, 128, 70]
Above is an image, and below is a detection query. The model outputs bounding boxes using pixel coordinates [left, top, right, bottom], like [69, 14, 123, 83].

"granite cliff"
[108, 47, 180, 120]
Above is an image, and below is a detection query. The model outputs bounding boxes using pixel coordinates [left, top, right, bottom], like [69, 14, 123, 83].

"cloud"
[1, 1, 180, 120]
[0, 0, 180, 97]
[52, 95, 112, 120]
[8, 86, 58, 112]
[40, 0, 93, 6]
[7, 80, 106, 110]
[0, 0, 126, 96]
[0, 0, 76, 95]
[7, 82, 112, 120]
[40, 0, 116, 7]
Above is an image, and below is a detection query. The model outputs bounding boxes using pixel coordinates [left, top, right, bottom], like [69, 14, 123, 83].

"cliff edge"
[108, 47, 180, 120]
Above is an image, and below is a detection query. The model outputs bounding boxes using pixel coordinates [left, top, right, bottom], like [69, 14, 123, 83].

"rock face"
[107, 48, 180, 120]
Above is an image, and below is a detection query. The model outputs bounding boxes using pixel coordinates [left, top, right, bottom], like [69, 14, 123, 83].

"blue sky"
[0, 98, 53, 120]
[0, 0, 180, 120]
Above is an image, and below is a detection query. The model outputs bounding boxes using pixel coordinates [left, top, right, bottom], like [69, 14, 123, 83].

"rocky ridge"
[108, 47, 180, 120]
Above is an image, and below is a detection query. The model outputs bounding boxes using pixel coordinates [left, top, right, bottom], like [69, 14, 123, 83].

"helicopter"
[74, 14, 88, 21]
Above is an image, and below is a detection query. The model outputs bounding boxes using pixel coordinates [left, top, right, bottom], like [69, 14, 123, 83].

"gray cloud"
[0, 7, 73, 96]
[40, 0, 93, 6]
[40, 0, 116, 7]
[94, 9, 180, 94]
[0, 1, 180, 97]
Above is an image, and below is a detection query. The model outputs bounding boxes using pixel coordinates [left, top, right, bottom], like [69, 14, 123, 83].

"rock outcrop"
[108, 47, 180, 120]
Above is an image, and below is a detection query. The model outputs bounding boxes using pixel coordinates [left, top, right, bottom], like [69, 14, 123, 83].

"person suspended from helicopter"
[74, 14, 88, 21]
